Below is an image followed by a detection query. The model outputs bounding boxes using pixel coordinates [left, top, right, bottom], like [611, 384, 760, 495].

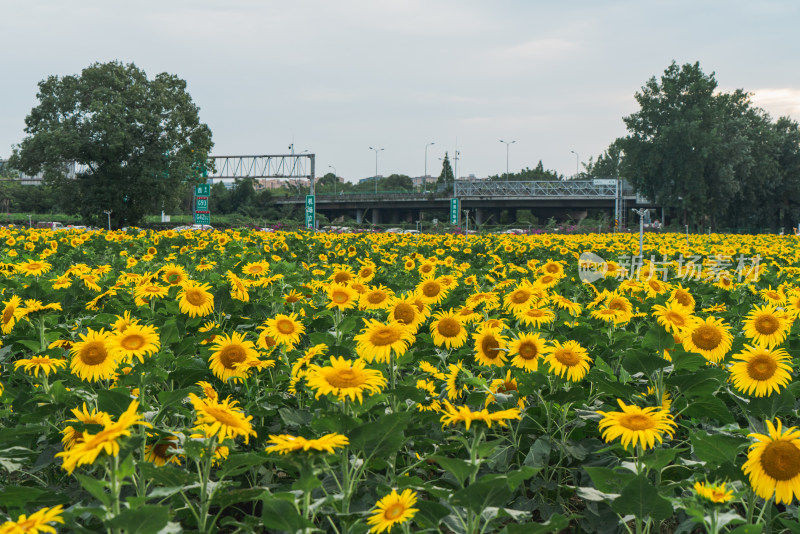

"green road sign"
[450, 198, 459, 225]
[305, 195, 315, 229]
[194, 212, 210, 226]
[195, 184, 210, 196]
[195, 197, 209, 211]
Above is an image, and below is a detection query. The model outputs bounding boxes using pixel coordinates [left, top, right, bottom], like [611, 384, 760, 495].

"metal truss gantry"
[208, 154, 315, 183]
[454, 180, 621, 198]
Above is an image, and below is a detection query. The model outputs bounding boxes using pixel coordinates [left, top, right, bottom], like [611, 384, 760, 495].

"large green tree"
[617, 61, 771, 228]
[437, 152, 454, 192]
[11, 61, 213, 228]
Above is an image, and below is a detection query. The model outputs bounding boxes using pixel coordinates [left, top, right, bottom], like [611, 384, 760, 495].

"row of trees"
[6, 60, 800, 230]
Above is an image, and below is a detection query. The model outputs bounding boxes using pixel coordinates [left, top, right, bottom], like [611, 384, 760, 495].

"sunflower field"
[1, 226, 800, 533]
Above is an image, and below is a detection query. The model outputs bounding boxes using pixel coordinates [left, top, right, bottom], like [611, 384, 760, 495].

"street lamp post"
[570, 150, 580, 177]
[369, 147, 384, 195]
[500, 140, 515, 181]
[103, 210, 112, 231]
[328, 165, 337, 196]
[424, 142, 435, 193]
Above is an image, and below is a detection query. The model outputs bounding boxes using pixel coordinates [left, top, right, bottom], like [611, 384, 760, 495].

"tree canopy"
[615, 61, 800, 230]
[10, 61, 213, 228]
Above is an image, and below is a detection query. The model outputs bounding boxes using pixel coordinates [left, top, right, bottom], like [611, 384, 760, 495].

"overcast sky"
[2, 1, 800, 182]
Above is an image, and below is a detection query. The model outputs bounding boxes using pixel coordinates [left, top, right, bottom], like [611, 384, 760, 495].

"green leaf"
[106, 505, 169, 534]
[503, 513, 570, 534]
[219, 452, 266, 478]
[432, 456, 473, 487]
[348, 412, 411, 459]
[729, 525, 763, 534]
[584, 467, 637, 494]
[138, 462, 197, 487]
[414, 500, 450, 530]
[611, 475, 673, 521]
[683, 396, 735, 424]
[523, 436, 551, 468]
[666, 368, 726, 399]
[641, 325, 674, 352]
[690, 430, 748, 466]
[97, 388, 134, 417]
[451, 474, 513, 513]
[211, 488, 267, 509]
[642, 447, 684, 472]
[621, 350, 670, 376]
[74, 473, 111, 507]
[156, 388, 194, 410]
[261, 496, 314, 533]
[0, 486, 45, 508]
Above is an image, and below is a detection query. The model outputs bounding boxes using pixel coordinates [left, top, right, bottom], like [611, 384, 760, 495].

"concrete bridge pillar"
[390, 210, 400, 224]
[475, 208, 484, 226]
[356, 209, 363, 224]
[372, 208, 380, 225]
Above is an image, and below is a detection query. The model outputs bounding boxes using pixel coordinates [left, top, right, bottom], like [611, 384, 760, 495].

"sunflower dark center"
[80, 342, 108, 365]
[327, 369, 362, 388]
[674, 291, 692, 306]
[220, 346, 246, 369]
[510, 290, 531, 304]
[437, 318, 461, 337]
[692, 325, 723, 350]
[664, 311, 687, 326]
[393, 303, 416, 324]
[276, 319, 296, 335]
[384, 503, 404, 520]
[554, 348, 580, 367]
[481, 335, 501, 359]
[754, 315, 780, 335]
[333, 272, 352, 284]
[518, 341, 538, 360]
[747, 354, 778, 380]
[332, 291, 349, 304]
[370, 327, 401, 346]
[186, 289, 206, 306]
[121, 334, 145, 350]
[367, 291, 386, 304]
[2, 306, 14, 324]
[760, 440, 800, 481]
[621, 413, 655, 431]
[422, 282, 441, 297]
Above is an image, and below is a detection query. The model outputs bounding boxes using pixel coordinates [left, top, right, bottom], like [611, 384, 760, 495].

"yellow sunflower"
[508, 333, 547, 371]
[360, 284, 394, 311]
[108, 323, 160, 363]
[729, 345, 793, 397]
[0, 505, 64, 534]
[160, 263, 188, 286]
[682, 316, 733, 362]
[416, 277, 449, 305]
[652, 302, 695, 336]
[742, 419, 800, 504]
[694, 481, 734, 503]
[668, 284, 696, 310]
[15, 259, 52, 277]
[515, 305, 556, 328]
[242, 260, 269, 277]
[144, 434, 182, 466]
[70, 328, 120, 382]
[354, 319, 414, 363]
[263, 312, 305, 349]
[189, 393, 257, 444]
[13, 356, 67, 377]
[62, 403, 112, 450]
[597, 399, 676, 450]
[543, 340, 592, 382]
[430, 309, 469, 349]
[177, 281, 215, 317]
[387, 294, 425, 332]
[743, 304, 792, 348]
[366, 489, 419, 534]
[208, 332, 260, 383]
[326, 282, 359, 311]
[265, 433, 349, 454]
[472, 327, 508, 367]
[305, 356, 387, 403]
[1, 295, 23, 334]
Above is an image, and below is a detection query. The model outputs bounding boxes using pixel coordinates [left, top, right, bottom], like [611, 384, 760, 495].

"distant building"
[358, 175, 382, 185]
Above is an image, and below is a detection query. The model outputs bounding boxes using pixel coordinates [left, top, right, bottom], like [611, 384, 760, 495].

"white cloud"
[750, 88, 800, 119]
